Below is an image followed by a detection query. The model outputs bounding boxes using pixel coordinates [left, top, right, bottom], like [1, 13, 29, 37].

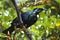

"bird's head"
[33, 8, 44, 15]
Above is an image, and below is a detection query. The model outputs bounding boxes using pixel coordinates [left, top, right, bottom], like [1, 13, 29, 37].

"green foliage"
[0, 0, 60, 40]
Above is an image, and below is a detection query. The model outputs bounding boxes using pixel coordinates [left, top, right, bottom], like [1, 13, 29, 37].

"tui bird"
[2, 8, 44, 35]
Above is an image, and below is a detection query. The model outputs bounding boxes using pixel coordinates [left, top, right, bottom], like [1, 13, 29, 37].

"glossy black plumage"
[2, 8, 43, 35]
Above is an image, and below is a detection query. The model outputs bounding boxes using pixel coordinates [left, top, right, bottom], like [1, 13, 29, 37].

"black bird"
[2, 8, 43, 35]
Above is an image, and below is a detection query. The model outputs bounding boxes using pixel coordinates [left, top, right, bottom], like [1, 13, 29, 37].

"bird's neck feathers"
[32, 8, 43, 15]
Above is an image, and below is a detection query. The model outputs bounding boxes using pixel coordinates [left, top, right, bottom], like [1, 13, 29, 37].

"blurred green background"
[0, 0, 60, 40]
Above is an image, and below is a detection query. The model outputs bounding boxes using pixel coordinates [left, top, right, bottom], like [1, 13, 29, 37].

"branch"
[11, 0, 32, 40]
[19, 0, 51, 8]
[23, 30, 32, 40]
[20, 2, 42, 7]
[11, 0, 23, 27]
